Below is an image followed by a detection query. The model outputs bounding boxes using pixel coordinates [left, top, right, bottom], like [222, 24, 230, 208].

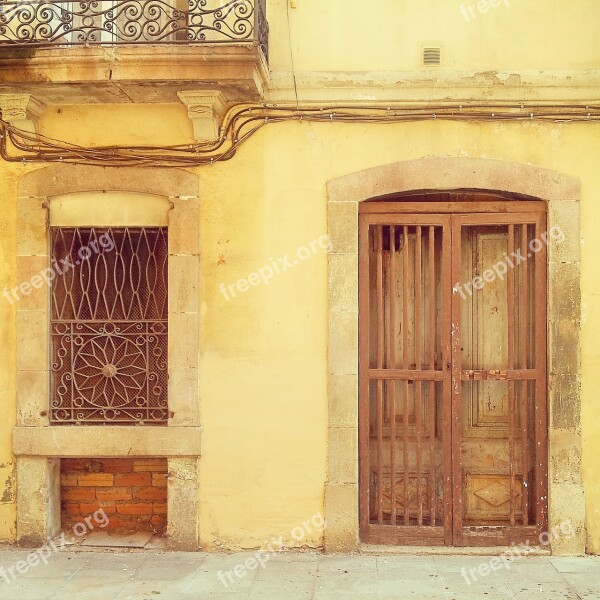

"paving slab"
[378, 576, 448, 597]
[253, 561, 317, 581]
[248, 579, 315, 599]
[0, 579, 65, 600]
[81, 532, 154, 548]
[314, 594, 378, 600]
[558, 572, 600, 597]
[318, 555, 378, 572]
[115, 578, 208, 600]
[133, 555, 204, 581]
[0, 547, 596, 599]
[509, 587, 582, 600]
[550, 556, 600, 573]
[46, 576, 130, 600]
[314, 569, 379, 594]
[269, 552, 321, 563]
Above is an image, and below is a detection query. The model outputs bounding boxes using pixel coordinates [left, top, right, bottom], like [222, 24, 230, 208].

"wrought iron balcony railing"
[0, 0, 268, 58]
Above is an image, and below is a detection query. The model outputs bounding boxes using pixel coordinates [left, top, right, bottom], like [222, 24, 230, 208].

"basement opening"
[60, 458, 168, 544]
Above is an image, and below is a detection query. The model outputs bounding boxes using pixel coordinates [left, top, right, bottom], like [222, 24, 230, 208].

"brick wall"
[61, 458, 168, 534]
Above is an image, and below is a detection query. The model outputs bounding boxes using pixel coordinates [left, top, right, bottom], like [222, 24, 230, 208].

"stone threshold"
[359, 544, 552, 556]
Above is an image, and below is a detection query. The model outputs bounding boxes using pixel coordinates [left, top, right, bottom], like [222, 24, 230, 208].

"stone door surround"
[324, 157, 584, 555]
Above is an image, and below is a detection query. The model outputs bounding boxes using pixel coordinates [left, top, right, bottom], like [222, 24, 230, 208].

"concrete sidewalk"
[0, 548, 599, 600]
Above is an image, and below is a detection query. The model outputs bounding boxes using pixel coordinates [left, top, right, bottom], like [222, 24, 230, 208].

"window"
[50, 227, 168, 425]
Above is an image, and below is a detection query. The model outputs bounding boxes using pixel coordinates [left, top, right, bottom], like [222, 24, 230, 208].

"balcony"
[0, 0, 269, 104]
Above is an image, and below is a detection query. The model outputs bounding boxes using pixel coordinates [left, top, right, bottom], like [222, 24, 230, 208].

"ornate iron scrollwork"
[0, 0, 267, 51]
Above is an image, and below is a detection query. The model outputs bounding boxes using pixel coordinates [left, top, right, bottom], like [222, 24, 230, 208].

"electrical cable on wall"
[286, 0, 299, 110]
[0, 102, 599, 167]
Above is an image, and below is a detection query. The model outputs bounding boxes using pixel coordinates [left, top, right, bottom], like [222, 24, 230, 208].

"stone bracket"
[0, 93, 45, 134]
[177, 90, 227, 142]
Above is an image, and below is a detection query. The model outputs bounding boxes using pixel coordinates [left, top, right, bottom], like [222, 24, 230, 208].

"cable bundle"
[1, 102, 598, 167]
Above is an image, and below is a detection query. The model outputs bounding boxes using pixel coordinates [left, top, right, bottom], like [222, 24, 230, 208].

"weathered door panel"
[451, 214, 548, 546]
[359, 213, 452, 545]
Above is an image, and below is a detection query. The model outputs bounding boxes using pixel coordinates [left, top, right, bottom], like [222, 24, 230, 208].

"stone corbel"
[177, 90, 227, 143]
[0, 93, 45, 134]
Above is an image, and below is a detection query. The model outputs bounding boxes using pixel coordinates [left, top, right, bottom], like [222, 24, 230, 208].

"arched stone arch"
[326, 157, 579, 204]
[324, 157, 583, 555]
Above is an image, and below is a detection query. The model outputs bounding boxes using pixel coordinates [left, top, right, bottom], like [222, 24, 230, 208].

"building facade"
[0, 0, 598, 555]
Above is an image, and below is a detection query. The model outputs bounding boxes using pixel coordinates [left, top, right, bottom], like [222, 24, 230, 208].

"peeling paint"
[0, 472, 15, 504]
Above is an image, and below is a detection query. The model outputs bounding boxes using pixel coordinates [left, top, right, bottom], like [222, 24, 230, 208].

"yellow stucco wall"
[1, 104, 598, 550]
[268, 0, 600, 72]
[0, 166, 19, 540]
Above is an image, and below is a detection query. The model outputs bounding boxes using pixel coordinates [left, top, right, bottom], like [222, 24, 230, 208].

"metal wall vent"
[423, 46, 442, 66]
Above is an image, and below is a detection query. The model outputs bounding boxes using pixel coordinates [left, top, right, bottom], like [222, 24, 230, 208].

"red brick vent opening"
[61, 458, 168, 534]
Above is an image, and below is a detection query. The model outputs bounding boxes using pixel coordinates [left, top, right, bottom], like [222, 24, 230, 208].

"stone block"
[328, 427, 358, 486]
[168, 255, 200, 314]
[16, 457, 61, 546]
[324, 482, 359, 552]
[167, 458, 200, 550]
[328, 253, 359, 313]
[328, 310, 358, 376]
[168, 197, 200, 256]
[168, 368, 200, 426]
[327, 201, 358, 254]
[328, 373, 359, 428]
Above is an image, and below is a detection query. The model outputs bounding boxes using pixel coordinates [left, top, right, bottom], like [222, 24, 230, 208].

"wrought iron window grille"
[50, 227, 169, 425]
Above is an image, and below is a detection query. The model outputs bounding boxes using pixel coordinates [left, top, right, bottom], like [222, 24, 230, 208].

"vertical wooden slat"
[389, 226, 397, 526]
[376, 225, 384, 525]
[402, 225, 410, 526]
[520, 224, 529, 526]
[415, 226, 423, 525]
[507, 224, 516, 527]
[358, 216, 371, 536]
[450, 216, 463, 545]
[429, 226, 436, 526]
[534, 215, 549, 533]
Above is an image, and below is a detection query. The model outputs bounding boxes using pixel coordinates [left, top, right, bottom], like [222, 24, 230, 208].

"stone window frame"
[324, 157, 584, 555]
[13, 165, 202, 549]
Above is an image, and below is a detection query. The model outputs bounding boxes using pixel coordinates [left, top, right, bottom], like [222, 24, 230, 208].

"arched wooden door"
[358, 194, 548, 546]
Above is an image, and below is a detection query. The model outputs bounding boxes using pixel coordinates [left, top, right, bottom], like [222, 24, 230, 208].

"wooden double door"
[358, 197, 548, 546]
